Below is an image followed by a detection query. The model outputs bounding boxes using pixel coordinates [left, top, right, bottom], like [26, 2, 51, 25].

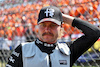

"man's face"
[38, 21, 61, 44]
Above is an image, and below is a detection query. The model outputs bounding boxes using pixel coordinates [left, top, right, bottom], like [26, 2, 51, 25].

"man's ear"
[58, 27, 64, 39]
[60, 27, 64, 35]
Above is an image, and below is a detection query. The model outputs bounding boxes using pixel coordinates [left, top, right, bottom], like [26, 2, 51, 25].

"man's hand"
[62, 13, 74, 26]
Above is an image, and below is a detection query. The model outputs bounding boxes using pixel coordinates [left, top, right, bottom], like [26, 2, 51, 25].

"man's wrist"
[62, 13, 74, 26]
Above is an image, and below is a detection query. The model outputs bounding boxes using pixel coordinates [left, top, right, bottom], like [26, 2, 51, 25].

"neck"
[35, 38, 57, 54]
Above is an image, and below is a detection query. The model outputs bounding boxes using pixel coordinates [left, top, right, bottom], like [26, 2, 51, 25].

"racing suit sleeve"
[70, 18, 100, 66]
[6, 45, 23, 67]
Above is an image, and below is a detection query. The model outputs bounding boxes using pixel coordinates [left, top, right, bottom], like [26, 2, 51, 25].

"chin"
[43, 39, 56, 44]
[44, 39, 51, 42]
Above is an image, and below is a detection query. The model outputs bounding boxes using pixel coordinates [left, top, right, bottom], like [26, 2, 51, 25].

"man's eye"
[41, 24, 46, 27]
[50, 25, 55, 27]
[50, 24, 57, 28]
[52, 24, 56, 26]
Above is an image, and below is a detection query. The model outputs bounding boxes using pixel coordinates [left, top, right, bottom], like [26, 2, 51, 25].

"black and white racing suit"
[6, 18, 100, 67]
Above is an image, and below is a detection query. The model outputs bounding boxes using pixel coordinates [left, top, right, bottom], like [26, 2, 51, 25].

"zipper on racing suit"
[48, 54, 51, 67]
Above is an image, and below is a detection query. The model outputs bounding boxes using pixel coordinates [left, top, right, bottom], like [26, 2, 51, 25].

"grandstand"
[0, 0, 100, 67]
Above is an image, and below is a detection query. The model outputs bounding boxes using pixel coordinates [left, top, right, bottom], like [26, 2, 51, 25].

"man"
[6, 6, 100, 67]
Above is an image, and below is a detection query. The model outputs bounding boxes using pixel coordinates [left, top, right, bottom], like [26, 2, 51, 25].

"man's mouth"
[42, 33, 54, 36]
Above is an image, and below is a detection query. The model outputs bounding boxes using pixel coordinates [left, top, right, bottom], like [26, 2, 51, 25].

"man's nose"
[45, 26, 50, 32]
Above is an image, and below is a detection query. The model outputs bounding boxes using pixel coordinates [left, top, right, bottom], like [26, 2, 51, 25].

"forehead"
[39, 21, 59, 26]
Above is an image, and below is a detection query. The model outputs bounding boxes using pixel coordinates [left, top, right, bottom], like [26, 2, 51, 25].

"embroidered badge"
[59, 60, 67, 65]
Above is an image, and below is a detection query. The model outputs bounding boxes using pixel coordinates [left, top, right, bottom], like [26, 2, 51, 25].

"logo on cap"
[45, 8, 55, 17]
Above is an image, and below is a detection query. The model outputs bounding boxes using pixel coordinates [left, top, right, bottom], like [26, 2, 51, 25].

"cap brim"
[38, 18, 61, 25]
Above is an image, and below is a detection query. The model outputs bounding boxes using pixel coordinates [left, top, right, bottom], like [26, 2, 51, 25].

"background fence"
[0, 0, 100, 67]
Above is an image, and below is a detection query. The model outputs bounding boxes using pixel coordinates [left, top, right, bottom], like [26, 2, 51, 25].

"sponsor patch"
[59, 60, 67, 65]
[12, 51, 20, 57]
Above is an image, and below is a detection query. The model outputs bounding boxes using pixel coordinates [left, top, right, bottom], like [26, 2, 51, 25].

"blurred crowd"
[0, 0, 100, 51]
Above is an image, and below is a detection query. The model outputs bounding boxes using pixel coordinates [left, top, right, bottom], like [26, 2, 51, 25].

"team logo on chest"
[45, 8, 55, 17]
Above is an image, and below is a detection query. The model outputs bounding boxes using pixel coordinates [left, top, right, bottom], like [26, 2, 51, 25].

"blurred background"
[0, 0, 100, 67]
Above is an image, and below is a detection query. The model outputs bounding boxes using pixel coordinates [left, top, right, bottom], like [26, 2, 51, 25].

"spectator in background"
[71, 28, 83, 41]
[2, 35, 12, 50]
[2, 35, 12, 62]
[97, 2, 100, 12]
[0, 31, 4, 62]
[13, 25, 26, 49]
